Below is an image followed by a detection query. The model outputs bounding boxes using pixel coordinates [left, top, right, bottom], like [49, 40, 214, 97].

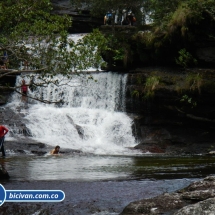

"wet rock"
[75, 124, 85, 138]
[134, 140, 166, 153]
[60, 149, 82, 154]
[31, 151, 47, 156]
[120, 176, 215, 215]
[120, 193, 184, 215]
[16, 149, 26, 154]
[0, 204, 42, 215]
[181, 189, 215, 201]
[179, 176, 215, 192]
[174, 198, 215, 215]
[66, 115, 84, 139]
[9, 124, 32, 137]
[0, 166, 10, 179]
[27, 142, 46, 148]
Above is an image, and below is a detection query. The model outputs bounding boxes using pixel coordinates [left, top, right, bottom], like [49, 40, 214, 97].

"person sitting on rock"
[50, 145, 60, 155]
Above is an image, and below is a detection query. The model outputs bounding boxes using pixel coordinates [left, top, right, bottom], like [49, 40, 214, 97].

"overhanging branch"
[13, 89, 62, 104]
[0, 83, 63, 104]
[0, 67, 47, 79]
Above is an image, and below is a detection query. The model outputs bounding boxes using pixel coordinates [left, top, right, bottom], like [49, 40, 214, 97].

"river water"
[3, 154, 215, 182]
[1, 34, 215, 214]
[1, 154, 215, 215]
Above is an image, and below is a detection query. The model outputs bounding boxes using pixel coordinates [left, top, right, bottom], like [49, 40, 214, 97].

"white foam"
[6, 34, 139, 155]
[25, 105, 136, 155]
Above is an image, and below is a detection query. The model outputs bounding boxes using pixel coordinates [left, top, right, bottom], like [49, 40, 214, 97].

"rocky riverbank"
[120, 176, 215, 215]
[126, 67, 215, 155]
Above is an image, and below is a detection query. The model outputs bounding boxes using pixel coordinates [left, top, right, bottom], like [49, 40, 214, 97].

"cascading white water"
[7, 72, 137, 155]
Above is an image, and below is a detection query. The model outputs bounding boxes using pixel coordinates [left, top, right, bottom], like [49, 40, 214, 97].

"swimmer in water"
[50, 145, 60, 155]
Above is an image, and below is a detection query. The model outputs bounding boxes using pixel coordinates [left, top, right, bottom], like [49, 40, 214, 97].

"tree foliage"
[144, 0, 215, 41]
[0, 0, 107, 103]
[130, 0, 215, 66]
[70, 0, 215, 67]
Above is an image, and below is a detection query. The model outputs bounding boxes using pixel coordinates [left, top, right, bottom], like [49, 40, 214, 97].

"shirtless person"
[50, 145, 60, 155]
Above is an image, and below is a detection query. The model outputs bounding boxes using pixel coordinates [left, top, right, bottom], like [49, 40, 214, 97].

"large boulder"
[51, 0, 103, 33]
[0, 165, 10, 179]
[120, 176, 215, 215]
[174, 198, 215, 215]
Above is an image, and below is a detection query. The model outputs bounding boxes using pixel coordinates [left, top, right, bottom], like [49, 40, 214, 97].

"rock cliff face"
[51, 0, 103, 33]
[0, 73, 16, 105]
[126, 67, 215, 154]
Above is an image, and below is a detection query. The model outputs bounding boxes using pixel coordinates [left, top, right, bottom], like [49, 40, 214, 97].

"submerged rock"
[0, 164, 10, 179]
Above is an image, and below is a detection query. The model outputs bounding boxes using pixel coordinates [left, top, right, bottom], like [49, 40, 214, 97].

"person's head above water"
[50, 145, 60, 155]
[55, 145, 60, 151]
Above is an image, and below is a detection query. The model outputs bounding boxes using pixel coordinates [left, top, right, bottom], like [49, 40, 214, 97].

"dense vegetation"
[135, 0, 215, 67]
[0, 0, 106, 103]
[71, 0, 215, 69]
[69, 0, 215, 121]
[0, 0, 215, 103]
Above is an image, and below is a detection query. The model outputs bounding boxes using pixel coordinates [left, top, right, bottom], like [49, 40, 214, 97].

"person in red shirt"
[0, 125, 9, 157]
[21, 79, 28, 102]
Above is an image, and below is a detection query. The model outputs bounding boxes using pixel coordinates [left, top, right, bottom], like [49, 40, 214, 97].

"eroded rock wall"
[126, 68, 215, 154]
[51, 0, 103, 33]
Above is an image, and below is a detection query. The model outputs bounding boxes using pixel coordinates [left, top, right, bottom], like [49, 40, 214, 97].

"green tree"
[130, 0, 215, 66]
[0, 0, 107, 103]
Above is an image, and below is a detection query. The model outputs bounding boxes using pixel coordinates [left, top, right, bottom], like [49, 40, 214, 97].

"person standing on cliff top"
[0, 125, 9, 157]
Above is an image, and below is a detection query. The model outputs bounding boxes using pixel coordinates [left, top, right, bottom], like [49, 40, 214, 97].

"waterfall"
[7, 72, 137, 155]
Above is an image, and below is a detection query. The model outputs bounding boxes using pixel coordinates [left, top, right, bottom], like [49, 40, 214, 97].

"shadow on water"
[131, 155, 215, 180]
